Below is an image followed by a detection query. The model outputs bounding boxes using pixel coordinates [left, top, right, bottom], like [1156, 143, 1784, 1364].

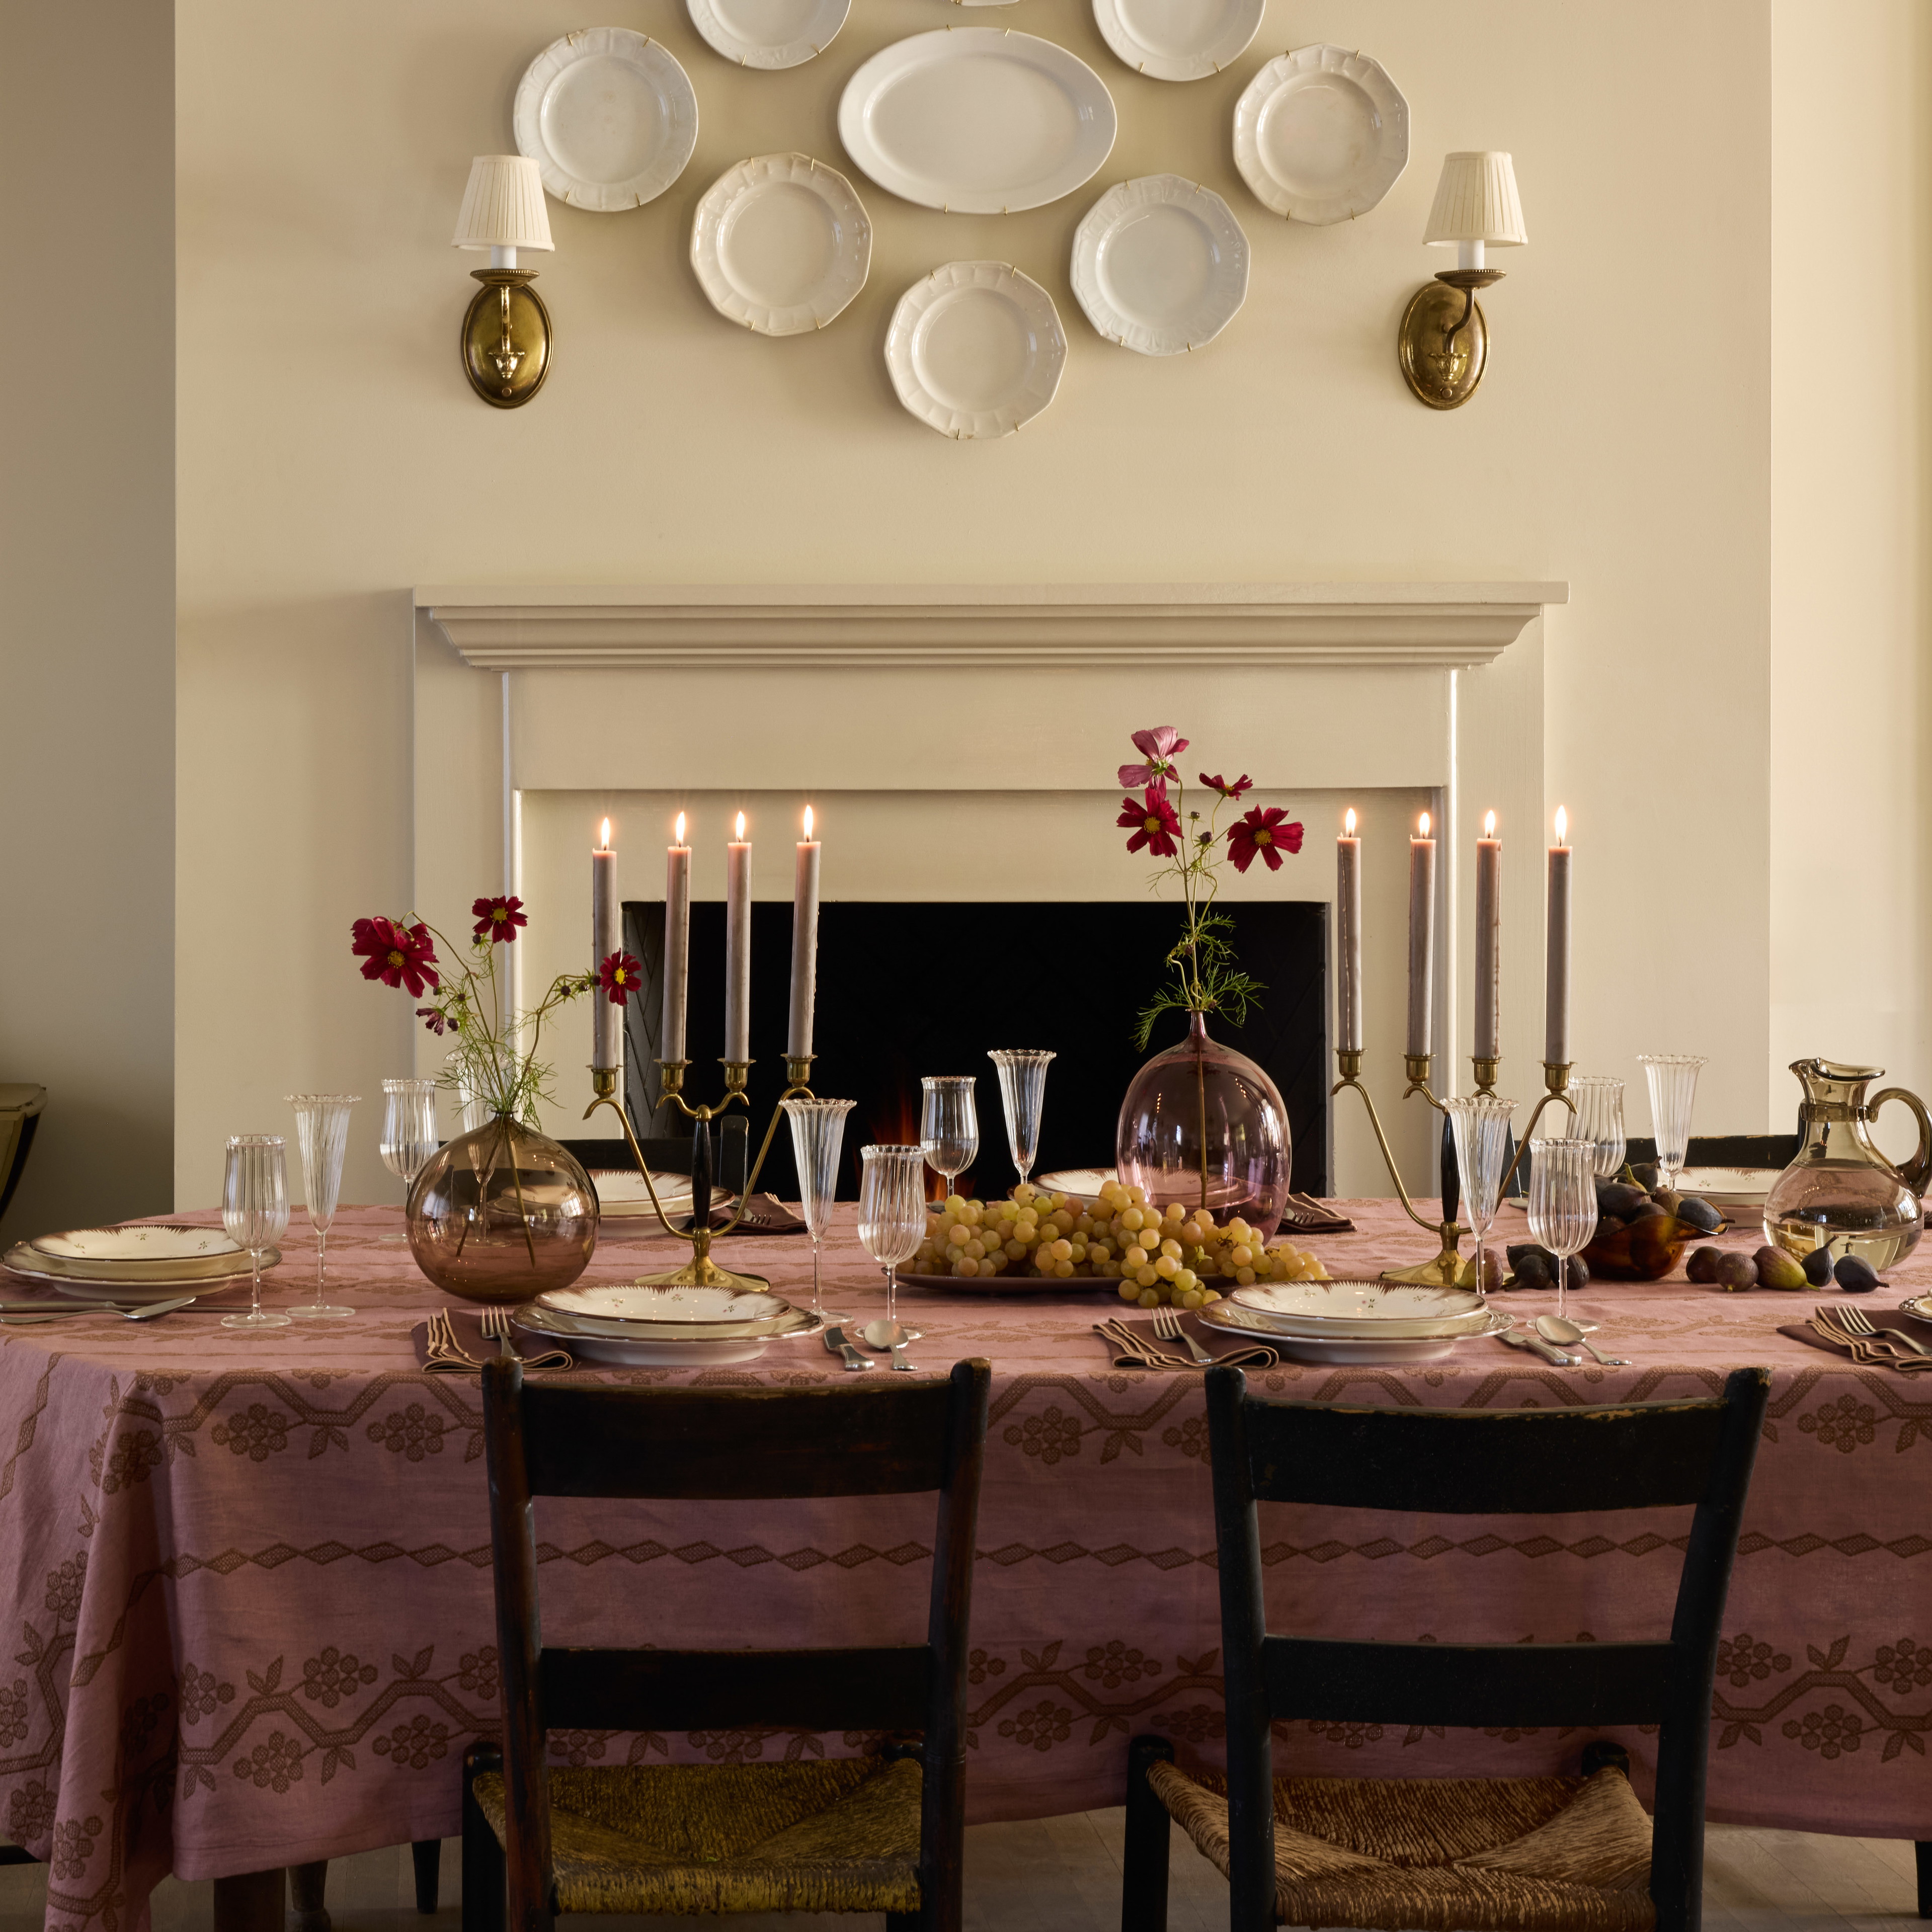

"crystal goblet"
[988, 1050, 1055, 1189]
[1567, 1076, 1627, 1180]
[858, 1144, 926, 1329]
[920, 1076, 979, 1203]
[380, 1078, 440, 1189]
[783, 1097, 855, 1323]
[222, 1135, 291, 1330]
[287, 1093, 358, 1319]
[1528, 1137, 1597, 1322]
[1445, 1096, 1515, 1293]
[1638, 1055, 1707, 1191]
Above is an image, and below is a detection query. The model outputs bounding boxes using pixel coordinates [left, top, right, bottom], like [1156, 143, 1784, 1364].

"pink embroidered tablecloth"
[2, 1198, 1926, 1932]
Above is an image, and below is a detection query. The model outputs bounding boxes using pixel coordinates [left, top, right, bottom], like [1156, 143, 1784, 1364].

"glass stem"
[252, 1250, 263, 1320]
[886, 1263, 896, 1326]
[316, 1228, 327, 1307]
[812, 1238, 823, 1318]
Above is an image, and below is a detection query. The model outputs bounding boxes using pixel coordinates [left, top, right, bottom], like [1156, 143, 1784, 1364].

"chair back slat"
[1263, 1636, 1673, 1729]
[1241, 1397, 1733, 1513]
[541, 1645, 931, 1734]
[518, 1379, 958, 1499]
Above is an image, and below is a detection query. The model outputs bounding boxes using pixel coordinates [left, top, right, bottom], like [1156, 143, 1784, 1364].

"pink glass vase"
[1114, 1012, 1292, 1240]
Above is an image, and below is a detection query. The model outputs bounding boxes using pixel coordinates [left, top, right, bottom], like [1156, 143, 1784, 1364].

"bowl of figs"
[1579, 1178, 1728, 1281]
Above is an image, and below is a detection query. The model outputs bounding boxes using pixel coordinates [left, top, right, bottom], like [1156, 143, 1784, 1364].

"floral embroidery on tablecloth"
[233, 1731, 305, 1793]
[301, 1648, 377, 1709]
[212, 1404, 290, 1462]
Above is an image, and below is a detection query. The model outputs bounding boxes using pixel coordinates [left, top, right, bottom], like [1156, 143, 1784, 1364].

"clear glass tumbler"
[988, 1050, 1055, 1189]
[445, 1050, 490, 1135]
[858, 1144, 926, 1328]
[783, 1097, 855, 1322]
[222, 1135, 292, 1330]
[920, 1076, 979, 1202]
[1568, 1076, 1627, 1180]
[287, 1093, 358, 1319]
[1638, 1055, 1707, 1190]
[1528, 1137, 1598, 1321]
[1445, 1096, 1516, 1293]
[380, 1078, 440, 1190]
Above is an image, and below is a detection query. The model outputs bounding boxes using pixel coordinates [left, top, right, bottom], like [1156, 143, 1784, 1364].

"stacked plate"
[513, 1282, 823, 1365]
[592, 1171, 735, 1222]
[1, 1224, 270, 1303]
[1199, 1278, 1509, 1364]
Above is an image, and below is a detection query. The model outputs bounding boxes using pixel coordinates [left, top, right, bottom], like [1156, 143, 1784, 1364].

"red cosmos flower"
[599, 951, 643, 1006]
[1117, 726, 1190, 789]
[1227, 807, 1305, 874]
[352, 916, 440, 998]
[1199, 771, 1253, 800]
[417, 1006, 448, 1036]
[471, 895, 527, 943]
[1117, 787, 1182, 858]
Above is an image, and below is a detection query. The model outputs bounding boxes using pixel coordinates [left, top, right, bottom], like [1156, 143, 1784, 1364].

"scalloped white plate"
[1072, 174, 1248, 355]
[514, 29, 698, 212]
[839, 30, 1116, 214]
[1091, 0, 1264, 83]
[33, 1224, 243, 1263]
[691, 153, 872, 335]
[686, 0, 849, 69]
[1229, 1278, 1493, 1340]
[1201, 1302, 1511, 1362]
[886, 261, 1067, 439]
[1232, 44, 1408, 224]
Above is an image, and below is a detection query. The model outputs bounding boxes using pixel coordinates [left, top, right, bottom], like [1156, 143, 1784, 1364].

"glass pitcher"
[1763, 1059, 1931, 1272]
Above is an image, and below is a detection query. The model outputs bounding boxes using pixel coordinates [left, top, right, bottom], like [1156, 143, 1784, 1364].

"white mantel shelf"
[415, 582, 1568, 672]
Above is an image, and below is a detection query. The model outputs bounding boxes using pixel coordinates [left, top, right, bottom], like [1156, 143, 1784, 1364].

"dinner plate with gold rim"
[1228, 1277, 1492, 1340]
[32, 1224, 243, 1263]
[1200, 1302, 1511, 1363]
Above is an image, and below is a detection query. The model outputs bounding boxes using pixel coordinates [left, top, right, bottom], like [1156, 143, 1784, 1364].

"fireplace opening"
[609, 901, 1329, 1201]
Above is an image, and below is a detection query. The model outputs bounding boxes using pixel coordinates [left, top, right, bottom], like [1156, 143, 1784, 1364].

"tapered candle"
[1545, 807, 1571, 1064]
[662, 812, 691, 1065]
[591, 817, 621, 1074]
[1407, 812, 1436, 1057]
[1336, 809, 1362, 1054]
[788, 804, 821, 1060]
[1474, 810, 1501, 1062]
[725, 812, 752, 1065]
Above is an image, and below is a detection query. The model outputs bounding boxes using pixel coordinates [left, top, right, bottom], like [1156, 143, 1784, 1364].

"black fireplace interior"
[604, 900, 1330, 1201]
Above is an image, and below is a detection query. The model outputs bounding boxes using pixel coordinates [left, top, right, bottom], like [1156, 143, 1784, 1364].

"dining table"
[0, 1193, 1925, 1932]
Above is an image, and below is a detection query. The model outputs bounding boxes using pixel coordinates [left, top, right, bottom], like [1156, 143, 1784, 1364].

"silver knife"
[1501, 1327, 1578, 1367]
[822, 1325, 875, 1372]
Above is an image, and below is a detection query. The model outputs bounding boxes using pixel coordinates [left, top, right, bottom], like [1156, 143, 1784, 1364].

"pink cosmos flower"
[1117, 726, 1190, 789]
[1118, 787, 1182, 858]
[1198, 772, 1253, 800]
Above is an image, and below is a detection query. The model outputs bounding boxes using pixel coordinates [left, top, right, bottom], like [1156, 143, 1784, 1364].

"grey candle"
[1474, 812, 1501, 1061]
[591, 818, 620, 1073]
[1336, 810, 1362, 1053]
[724, 814, 752, 1065]
[662, 814, 691, 1065]
[1545, 807, 1571, 1065]
[1406, 813, 1436, 1058]
[788, 807, 821, 1059]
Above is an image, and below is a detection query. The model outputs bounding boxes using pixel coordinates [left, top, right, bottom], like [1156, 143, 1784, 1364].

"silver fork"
[479, 1308, 521, 1360]
[1809, 1310, 1885, 1363]
[1150, 1307, 1216, 1368]
[1832, 1304, 1931, 1357]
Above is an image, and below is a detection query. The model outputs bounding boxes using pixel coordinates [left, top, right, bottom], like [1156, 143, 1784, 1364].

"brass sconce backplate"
[461, 270, 551, 409]
[1398, 279, 1490, 411]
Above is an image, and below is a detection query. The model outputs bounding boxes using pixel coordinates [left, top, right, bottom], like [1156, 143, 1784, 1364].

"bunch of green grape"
[910, 1178, 1328, 1309]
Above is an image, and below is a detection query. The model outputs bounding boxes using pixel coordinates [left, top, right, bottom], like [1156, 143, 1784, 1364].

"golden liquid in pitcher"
[1765, 1160, 1924, 1274]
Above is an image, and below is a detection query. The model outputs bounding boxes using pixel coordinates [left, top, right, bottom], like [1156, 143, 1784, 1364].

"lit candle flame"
[735, 811, 746, 841]
[1418, 811, 1431, 838]
[599, 816, 610, 850]
[1555, 806, 1568, 844]
[803, 804, 815, 840]
[1484, 810, 1496, 838]
[675, 811, 686, 845]
[1344, 807, 1356, 836]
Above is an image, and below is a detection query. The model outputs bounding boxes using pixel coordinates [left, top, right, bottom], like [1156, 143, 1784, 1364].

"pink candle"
[1545, 807, 1571, 1064]
[591, 817, 620, 1073]
[662, 813, 691, 1064]
[1474, 811, 1501, 1062]
[1336, 809, 1361, 1053]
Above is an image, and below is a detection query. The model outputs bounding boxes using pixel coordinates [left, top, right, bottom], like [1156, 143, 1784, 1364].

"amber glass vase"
[1114, 1012, 1292, 1241]
[406, 1113, 597, 1304]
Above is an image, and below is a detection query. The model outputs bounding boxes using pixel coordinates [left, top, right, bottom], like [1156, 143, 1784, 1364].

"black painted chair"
[462, 1356, 989, 1932]
[1122, 1364, 1771, 1931]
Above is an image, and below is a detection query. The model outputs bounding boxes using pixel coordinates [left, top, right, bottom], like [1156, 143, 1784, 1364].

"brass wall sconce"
[452, 155, 554, 409]
[1398, 150, 1527, 411]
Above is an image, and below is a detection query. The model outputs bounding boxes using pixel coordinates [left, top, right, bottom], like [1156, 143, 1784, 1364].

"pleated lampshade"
[1422, 152, 1527, 248]
[452, 155, 554, 252]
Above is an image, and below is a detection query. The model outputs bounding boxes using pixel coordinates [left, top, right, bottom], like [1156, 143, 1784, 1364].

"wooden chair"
[462, 1355, 990, 1932]
[1122, 1364, 1770, 1932]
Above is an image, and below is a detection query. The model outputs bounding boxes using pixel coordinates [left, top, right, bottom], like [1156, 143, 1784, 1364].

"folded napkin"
[1779, 1304, 1932, 1373]
[1093, 1313, 1278, 1372]
[414, 1308, 575, 1374]
[674, 1192, 809, 1237]
[1278, 1193, 1355, 1236]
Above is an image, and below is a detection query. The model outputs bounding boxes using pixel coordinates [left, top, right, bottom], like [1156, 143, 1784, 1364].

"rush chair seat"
[463, 1356, 990, 1932]
[1122, 1364, 1770, 1932]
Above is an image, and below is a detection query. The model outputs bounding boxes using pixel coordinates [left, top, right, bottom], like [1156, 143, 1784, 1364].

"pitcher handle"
[1870, 1086, 1932, 1199]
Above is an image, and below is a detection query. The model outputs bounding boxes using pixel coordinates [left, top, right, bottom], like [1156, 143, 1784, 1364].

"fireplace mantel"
[416, 581, 1567, 672]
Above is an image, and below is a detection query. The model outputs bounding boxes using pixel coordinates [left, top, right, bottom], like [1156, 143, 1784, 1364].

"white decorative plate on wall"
[690, 153, 872, 334]
[1232, 44, 1408, 224]
[886, 262, 1068, 439]
[838, 30, 1116, 214]
[513, 29, 699, 211]
[1091, 0, 1264, 83]
[1071, 174, 1248, 355]
[686, 0, 849, 70]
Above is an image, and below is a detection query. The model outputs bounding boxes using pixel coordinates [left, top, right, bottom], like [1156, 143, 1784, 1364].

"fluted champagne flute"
[1568, 1076, 1627, 1181]
[1445, 1096, 1515, 1294]
[988, 1050, 1055, 1191]
[380, 1078, 440, 1192]
[287, 1093, 358, 1318]
[222, 1135, 291, 1330]
[1638, 1055, 1707, 1192]
[1528, 1137, 1597, 1323]
[783, 1096, 855, 1323]
[858, 1145, 926, 1329]
[920, 1076, 979, 1203]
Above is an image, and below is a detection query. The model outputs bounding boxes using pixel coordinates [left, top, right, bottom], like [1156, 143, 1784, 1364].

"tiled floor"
[0, 1812, 1917, 1930]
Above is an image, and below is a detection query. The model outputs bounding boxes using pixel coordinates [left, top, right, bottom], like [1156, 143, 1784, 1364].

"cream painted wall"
[176, 0, 1775, 1209]
[1769, 0, 1932, 1166]
[0, 0, 174, 1237]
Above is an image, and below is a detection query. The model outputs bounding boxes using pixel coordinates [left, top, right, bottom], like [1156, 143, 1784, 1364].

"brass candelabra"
[583, 1056, 815, 1293]
[1331, 1050, 1573, 1287]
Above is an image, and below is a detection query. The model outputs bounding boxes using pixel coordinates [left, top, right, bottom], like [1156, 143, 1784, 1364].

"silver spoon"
[1536, 1313, 1629, 1366]
[859, 1318, 924, 1374]
[0, 1296, 201, 1325]
[1501, 1326, 1577, 1367]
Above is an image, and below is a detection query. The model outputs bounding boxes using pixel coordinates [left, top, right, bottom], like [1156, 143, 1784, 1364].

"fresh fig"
[1834, 1254, 1881, 1294]
[1598, 1183, 1648, 1219]
[1512, 1252, 1551, 1289]
[1565, 1254, 1589, 1293]
[1477, 1247, 1505, 1292]
[1686, 1245, 1723, 1284]
[1676, 1197, 1723, 1233]
[1715, 1252, 1759, 1292]
[1627, 1200, 1669, 1223]
[1753, 1246, 1807, 1292]
[1801, 1246, 1835, 1286]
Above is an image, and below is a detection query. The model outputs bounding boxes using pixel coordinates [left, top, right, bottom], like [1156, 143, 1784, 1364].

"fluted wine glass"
[222, 1135, 291, 1330]
[783, 1096, 855, 1323]
[287, 1093, 358, 1318]
[1445, 1096, 1516, 1294]
[988, 1050, 1055, 1190]
[858, 1145, 926, 1329]
[1528, 1137, 1597, 1322]
[380, 1078, 440, 1191]
[1568, 1076, 1627, 1180]
[1638, 1055, 1707, 1191]
[920, 1076, 979, 1203]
